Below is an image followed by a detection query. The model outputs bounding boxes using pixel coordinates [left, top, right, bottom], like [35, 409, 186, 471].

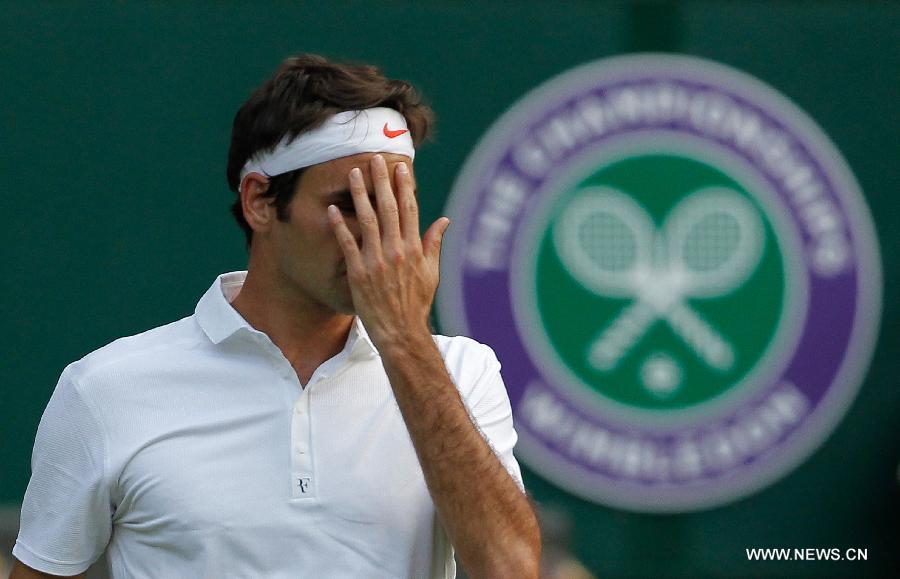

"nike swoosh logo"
[383, 123, 409, 139]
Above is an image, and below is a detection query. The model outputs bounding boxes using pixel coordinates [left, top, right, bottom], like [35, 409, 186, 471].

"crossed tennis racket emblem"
[553, 186, 765, 373]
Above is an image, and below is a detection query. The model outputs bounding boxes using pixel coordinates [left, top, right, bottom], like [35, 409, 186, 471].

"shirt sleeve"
[464, 344, 526, 493]
[13, 365, 113, 576]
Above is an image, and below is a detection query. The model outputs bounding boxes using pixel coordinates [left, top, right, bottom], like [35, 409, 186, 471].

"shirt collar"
[195, 271, 379, 358]
[348, 315, 379, 359]
[195, 271, 251, 344]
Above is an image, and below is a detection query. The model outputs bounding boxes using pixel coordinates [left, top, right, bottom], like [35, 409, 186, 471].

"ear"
[240, 173, 275, 235]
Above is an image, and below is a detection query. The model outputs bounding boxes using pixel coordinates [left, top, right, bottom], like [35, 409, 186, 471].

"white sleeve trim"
[13, 538, 98, 576]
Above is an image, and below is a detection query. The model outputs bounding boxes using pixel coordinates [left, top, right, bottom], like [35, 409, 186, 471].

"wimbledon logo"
[437, 54, 882, 512]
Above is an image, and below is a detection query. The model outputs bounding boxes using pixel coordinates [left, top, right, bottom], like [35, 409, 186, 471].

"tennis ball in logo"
[535, 154, 785, 411]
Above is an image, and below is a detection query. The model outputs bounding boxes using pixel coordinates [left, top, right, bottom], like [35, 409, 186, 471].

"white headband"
[239, 107, 415, 188]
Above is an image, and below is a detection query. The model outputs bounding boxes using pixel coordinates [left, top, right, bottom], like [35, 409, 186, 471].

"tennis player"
[11, 54, 540, 578]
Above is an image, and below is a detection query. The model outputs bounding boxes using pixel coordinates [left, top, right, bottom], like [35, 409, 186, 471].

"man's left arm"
[380, 335, 539, 579]
[328, 155, 541, 579]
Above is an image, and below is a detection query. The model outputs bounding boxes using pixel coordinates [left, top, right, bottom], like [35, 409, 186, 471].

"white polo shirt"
[14, 271, 523, 578]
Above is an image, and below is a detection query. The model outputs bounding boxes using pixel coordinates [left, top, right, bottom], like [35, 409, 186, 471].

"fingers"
[423, 217, 450, 264]
[349, 167, 382, 258]
[371, 155, 402, 253]
[327, 205, 364, 273]
[395, 161, 421, 249]
[349, 155, 424, 265]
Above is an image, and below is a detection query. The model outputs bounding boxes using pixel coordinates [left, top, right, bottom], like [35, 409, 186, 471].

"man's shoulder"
[66, 315, 203, 387]
[433, 332, 495, 357]
[431, 333, 501, 378]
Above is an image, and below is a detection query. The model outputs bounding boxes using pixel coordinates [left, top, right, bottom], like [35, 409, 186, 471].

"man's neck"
[229, 268, 354, 384]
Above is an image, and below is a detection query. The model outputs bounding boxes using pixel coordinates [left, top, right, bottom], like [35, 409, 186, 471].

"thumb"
[423, 217, 450, 262]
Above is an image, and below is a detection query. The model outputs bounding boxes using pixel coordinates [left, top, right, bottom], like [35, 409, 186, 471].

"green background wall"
[2, 1, 897, 577]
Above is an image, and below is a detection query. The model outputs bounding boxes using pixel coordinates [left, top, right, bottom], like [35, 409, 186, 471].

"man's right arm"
[10, 560, 85, 579]
[14, 365, 113, 577]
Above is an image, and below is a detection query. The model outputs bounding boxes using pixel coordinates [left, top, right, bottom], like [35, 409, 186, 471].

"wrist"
[373, 324, 435, 359]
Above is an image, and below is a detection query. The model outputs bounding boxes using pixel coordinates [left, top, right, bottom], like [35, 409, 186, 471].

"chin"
[328, 289, 357, 315]
[332, 301, 357, 315]
[326, 278, 356, 314]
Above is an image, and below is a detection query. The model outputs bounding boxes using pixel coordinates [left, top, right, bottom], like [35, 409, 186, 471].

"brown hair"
[226, 54, 435, 247]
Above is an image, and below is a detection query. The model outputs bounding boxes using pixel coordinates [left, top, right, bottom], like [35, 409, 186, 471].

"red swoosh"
[383, 123, 409, 139]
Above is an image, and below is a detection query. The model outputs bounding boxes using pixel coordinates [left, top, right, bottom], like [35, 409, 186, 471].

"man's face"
[266, 152, 416, 314]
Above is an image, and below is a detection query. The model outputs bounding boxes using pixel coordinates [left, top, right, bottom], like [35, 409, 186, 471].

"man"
[12, 54, 541, 578]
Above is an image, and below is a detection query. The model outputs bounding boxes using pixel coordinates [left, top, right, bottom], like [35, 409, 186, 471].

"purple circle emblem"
[438, 55, 881, 512]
